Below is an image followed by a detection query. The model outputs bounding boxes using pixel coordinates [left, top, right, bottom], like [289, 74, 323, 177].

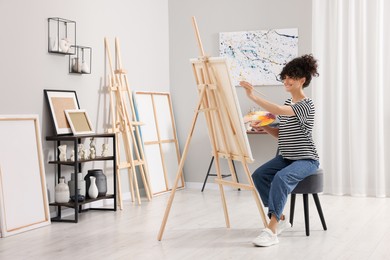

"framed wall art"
[65, 109, 94, 135]
[44, 89, 80, 135]
[219, 28, 298, 86]
[0, 115, 50, 237]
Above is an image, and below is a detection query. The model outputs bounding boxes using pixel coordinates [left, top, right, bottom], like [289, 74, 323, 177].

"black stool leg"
[231, 160, 240, 191]
[201, 156, 214, 192]
[289, 194, 296, 227]
[312, 194, 327, 231]
[303, 194, 310, 236]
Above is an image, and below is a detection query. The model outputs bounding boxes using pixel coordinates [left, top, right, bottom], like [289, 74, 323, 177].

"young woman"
[240, 54, 320, 247]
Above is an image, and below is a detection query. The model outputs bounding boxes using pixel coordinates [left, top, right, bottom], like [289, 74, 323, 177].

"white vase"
[55, 177, 70, 203]
[81, 61, 90, 73]
[59, 38, 70, 53]
[49, 37, 58, 51]
[88, 176, 98, 199]
[72, 58, 82, 73]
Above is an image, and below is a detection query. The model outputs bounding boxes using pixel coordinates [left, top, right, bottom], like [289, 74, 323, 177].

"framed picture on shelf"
[65, 109, 94, 135]
[44, 89, 80, 135]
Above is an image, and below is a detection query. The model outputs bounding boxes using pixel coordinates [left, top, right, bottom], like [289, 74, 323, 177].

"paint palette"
[244, 111, 276, 126]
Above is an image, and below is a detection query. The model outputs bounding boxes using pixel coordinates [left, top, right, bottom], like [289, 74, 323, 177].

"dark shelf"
[46, 133, 117, 223]
[48, 156, 115, 165]
[49, 194, 115, 207]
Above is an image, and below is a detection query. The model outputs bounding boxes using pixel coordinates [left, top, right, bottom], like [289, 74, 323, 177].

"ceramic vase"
[81, 61, 90, 73]
[72, 58, 82, 73]
[55, 177, 70, 203]
[88, 176, 99, 199]
[85, 169, 107, 197]
[68, 172, 86, 197]
[59, 38, 70, 53]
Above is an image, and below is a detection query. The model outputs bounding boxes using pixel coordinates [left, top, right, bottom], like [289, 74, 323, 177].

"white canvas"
[0, 115, 50, 237]
[191, 57, 254, 163]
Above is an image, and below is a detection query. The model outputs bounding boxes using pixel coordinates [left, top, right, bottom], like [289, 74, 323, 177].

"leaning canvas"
[0, 115, 50, 237]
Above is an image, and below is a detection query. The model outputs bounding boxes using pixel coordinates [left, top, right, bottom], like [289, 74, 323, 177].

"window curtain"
[312, 0, 390, 196]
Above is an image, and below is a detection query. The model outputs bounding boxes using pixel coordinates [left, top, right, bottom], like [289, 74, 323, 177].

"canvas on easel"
[157, 17, 268, 241]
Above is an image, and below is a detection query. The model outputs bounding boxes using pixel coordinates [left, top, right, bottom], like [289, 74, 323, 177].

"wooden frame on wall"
[65, 109, 94, 135]
[44, 89, 80, 135]
[134, 92, 184, 195]
[0, 115, 50, 237]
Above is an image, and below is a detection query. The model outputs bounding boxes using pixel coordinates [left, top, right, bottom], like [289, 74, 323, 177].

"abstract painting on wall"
[219, 28, 298, 86]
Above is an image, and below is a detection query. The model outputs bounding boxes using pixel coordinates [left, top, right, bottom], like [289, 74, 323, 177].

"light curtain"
[312, 0, 390, 196]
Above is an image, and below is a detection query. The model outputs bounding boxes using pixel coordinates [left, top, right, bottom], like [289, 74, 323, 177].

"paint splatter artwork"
[219, 28, 298, 86]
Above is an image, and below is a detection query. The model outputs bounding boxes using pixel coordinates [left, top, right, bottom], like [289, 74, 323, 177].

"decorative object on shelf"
[85, 169, 107, 197]
[55, 177, 70, 203]
[70, 191, 85, 202]
[89, 147, 96, 159]
[89, 137, 96, 159]
[58, 144, 67, 161]
[88, 176, 98, 199]
[77, 144, 84, 160]
[65, 109, 95, 135]
[69, 45, 92, 74]
[68, 172, 86, 197]
[101, 143, 109, 157]
[70, 150, 75, 161]
[44, 89, 80, 135]
[47, 17, 76, 55]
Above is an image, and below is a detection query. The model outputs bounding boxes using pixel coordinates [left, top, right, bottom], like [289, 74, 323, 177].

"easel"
[201, 156, 239, 192]
[104, 37, 152, 207]
[157, 17, 268, 241]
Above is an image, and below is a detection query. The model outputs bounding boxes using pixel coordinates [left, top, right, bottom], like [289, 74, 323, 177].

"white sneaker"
[252, 228, 279, 247]
[277, 218, 291, 235]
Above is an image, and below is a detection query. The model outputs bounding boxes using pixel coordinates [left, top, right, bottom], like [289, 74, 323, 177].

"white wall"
[0, 0, 169, 199]
[168, 0, 313, 183]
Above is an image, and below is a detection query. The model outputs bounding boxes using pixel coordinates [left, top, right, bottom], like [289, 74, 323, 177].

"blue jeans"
[252, 155, 319, 221]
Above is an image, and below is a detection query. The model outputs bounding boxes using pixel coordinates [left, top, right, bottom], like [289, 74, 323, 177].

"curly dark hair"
[279, 54, 319, 88]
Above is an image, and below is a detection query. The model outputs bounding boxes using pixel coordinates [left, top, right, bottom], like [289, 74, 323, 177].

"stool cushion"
[292, 169, 324, 194]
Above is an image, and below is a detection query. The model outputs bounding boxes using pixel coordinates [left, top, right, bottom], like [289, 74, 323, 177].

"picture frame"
[44, 89, 80, 135]
[65, 109, 94, 135]
[0, 115, 51, 237]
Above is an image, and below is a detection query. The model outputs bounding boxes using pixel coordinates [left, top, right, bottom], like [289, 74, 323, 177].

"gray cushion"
[292, 168, 324, 194]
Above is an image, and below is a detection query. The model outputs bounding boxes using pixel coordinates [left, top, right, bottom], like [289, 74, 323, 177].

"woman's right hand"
[239, 81, 254, 97]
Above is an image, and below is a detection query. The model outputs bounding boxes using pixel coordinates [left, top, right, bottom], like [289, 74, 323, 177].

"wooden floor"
[1, 188, 390, 260]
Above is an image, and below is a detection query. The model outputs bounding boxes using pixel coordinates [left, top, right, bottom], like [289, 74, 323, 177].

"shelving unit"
[46, 133, 116, 223]
[47, 17, 76, 55]
[68, 45, 92, 74]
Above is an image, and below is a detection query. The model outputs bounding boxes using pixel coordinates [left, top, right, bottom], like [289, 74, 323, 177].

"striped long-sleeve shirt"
[277, 98, 319, 161]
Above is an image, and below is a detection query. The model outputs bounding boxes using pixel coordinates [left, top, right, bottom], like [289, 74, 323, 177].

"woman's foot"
[252, 228, 279, 247]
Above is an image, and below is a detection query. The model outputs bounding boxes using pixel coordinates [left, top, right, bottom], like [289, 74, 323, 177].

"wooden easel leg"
[243, 162, 268, 228]
[213, 155, 231, 228]
[157, 87, 206, 241]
